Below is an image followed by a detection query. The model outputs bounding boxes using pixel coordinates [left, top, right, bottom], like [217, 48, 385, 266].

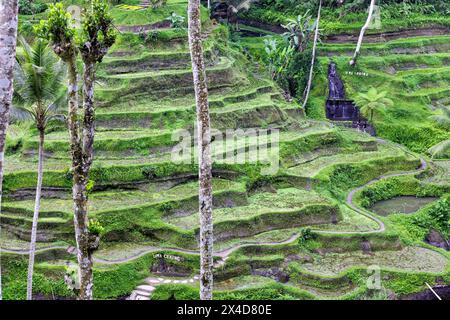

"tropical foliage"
[13, 38, 66, 130]
[355, 87, 394, 123]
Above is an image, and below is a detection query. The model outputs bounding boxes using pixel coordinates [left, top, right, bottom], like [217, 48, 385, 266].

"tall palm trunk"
[350, 0, 376, 66]
[0, 0, 19, 300]
[26, 129, 45, 300]
[302, 0, 322, 109]
[187, 0, 214, 300]
[72, 61, 96, 300]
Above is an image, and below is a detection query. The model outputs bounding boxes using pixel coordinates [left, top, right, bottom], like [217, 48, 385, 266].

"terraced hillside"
[1, 1, 449, 300]
[308, 30, 450, 154]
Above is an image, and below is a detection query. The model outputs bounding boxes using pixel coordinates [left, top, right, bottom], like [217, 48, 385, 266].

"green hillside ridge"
[1, 0, 449, 300]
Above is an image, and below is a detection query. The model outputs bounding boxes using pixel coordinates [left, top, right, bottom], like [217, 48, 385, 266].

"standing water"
[370, 196, 438, 216]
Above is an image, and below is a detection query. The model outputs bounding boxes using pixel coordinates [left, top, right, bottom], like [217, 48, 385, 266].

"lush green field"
[2, 0, 449, 300]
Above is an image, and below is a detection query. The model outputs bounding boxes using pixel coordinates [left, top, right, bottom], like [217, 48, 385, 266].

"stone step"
[133, 289, 152, 297]
[128, 292, 136, 300]
[130, 275, 201, 299]
[145, 278, 162, 285]
[137, 285, 156, 293]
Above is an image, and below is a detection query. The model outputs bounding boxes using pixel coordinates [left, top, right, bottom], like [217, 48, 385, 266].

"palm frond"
[10, 105, 35, 122]
[14, 37, 67, 129]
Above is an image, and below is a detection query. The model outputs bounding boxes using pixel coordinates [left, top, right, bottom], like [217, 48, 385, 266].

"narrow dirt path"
[0, 245, 69, 255]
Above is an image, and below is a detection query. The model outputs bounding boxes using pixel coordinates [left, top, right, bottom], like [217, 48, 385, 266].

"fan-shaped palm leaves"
[354, 87, 394, 123]
[429, 106, 450, 130]
[13, 36, 66, 300]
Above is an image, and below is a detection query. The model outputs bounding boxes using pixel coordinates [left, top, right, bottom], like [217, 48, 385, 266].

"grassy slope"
[3, 1, 449, 300]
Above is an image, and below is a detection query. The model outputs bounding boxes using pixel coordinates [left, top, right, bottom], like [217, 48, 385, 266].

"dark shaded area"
[399, 285, 450, 300]
[425, 229, 450, 251]
[326, 63, 376, 135]
[326, 63, 359, 121]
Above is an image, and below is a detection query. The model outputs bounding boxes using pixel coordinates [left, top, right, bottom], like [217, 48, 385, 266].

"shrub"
[298, 227, 317, 245]
[166, 12, 186, 29]
[88, 219, 105, 236]
[142, 166, 157, 179]
[427, 198, 450, 231]
[19, 0, 47, 15]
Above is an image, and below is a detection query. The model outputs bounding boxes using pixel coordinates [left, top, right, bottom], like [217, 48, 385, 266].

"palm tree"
[354, 87, 393, 123]
[13, 37, 66, 300]
[429, 106, 450, 130]
[302, 0, 322, 109]
[188, 0, 214, 300]
[350, 0, 376, 66]
[0, 0, 20, 300]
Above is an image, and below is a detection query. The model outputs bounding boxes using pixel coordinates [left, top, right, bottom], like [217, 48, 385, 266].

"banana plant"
[281, 11, 315, 52]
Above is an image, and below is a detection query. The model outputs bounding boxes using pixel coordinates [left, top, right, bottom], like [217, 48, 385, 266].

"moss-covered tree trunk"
[26, 129, 45, 300]
[65, 54, 94, 300]
[0, 0, 19, 300]
[188, 0, 214, 300]
[72, 61, 97, 300]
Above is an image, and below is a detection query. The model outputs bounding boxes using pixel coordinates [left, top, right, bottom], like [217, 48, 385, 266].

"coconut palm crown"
[355, 87, 394, 123]
[13, 37, 66, 130]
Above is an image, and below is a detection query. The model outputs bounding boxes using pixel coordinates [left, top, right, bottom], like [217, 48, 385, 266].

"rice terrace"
[0, 0, 449, 304]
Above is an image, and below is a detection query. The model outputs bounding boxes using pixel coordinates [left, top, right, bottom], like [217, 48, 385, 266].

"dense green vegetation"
[1, 0, 449, 301]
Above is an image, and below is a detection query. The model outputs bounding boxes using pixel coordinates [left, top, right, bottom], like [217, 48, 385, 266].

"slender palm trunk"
[302, 0, 322, 109]
[188, 0, 214, 300]
[0, 0, 19, 300]
[350, 0, 376, 66]
[26, 129, 44, 300]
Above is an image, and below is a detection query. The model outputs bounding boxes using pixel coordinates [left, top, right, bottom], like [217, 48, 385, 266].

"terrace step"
[164, 188, 340, 241]
[95, 82, 274, 113]
[93, 96, 292, 131]
[3, 178, 246, 216]
[101, 45, 216, 74]
[319, 35, 450, 57]
[324, 27, 450, 44]
[95, 57, 243, 102]
[286, 143, 407, 179]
